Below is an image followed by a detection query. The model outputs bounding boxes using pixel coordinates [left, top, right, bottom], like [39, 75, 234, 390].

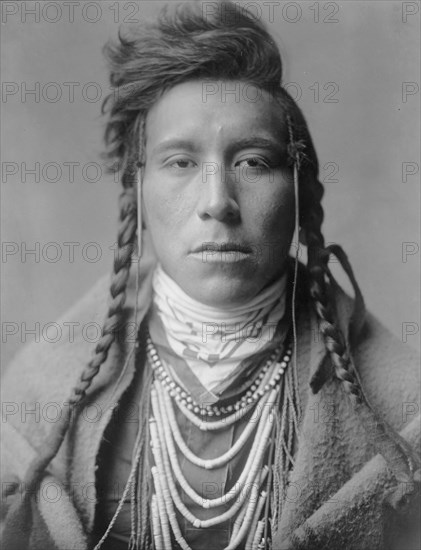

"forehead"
[144, 79, 286, 151]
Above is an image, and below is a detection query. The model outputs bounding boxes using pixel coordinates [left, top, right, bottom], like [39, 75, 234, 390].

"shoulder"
[334, 286, 420, 433]
[355, 310, 420, 431]
[1, 274, 111, 405]
[0, 273, 114, 466]
[0, 273, 114, 506]
[1, 242, 156, 450]
[1, 238, 157, 407]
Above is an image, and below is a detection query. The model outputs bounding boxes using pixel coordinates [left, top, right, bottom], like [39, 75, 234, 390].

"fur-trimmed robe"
[1, 243, 420, 550]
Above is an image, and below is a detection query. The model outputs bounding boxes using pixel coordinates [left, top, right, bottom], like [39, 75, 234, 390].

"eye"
[167, 157, 197, 170]
[235, 157, 271, 169]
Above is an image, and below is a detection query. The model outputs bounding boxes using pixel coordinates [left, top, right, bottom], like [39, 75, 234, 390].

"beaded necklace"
[146, 335, 292, 418]
[93, 330, 299, 550]
[146, 333, 293, 550]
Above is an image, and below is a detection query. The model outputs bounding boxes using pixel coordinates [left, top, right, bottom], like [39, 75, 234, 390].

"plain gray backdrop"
[1, 0, 420, 367]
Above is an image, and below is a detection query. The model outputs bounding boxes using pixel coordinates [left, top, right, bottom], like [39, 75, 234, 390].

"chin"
[184, 276, 259, 308]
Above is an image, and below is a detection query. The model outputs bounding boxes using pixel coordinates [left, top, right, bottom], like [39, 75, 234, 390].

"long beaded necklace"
[146, 333, 293, 550]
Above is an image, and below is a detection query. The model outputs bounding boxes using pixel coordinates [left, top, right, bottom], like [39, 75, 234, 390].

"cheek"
[143, 183, 193, 233]
[248, 183, 295, 237]
[254, 187, 295, 270]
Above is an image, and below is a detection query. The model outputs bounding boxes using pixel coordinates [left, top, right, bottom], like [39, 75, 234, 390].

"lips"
[191, 242, 252, 254]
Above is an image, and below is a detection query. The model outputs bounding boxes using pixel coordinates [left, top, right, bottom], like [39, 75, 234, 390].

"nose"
[196, 162, 240, 223]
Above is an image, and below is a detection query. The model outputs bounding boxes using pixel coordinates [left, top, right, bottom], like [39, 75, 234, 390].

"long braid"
[280, 91, 362, 402]
[304, 180, 362, 403]
[2, 173, 141, 550]
[306, 180, 419, 482]
[68, 186, 137, 405]
[20, 155, 141, 503]
[279, 96, 363, 402]
[285, 108, 419, 492]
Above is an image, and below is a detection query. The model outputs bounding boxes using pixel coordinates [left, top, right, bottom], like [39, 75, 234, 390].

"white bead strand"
[251, 520, 265, 550]
[146, 333, 291, 417]
[174, 396, 257, 431]
[150, 419, 193, 550]
[244, 490, 268, 550]
[225, 437, 272, 550]
[151, 495, 164, 550]
[153, 395, 276, 529]
[224, 483, 260, 550]
[151, 467, 173, 550]
[160, 382, 272, 470]
[146, 327, 296, 550]
[155, 382, 274, 509]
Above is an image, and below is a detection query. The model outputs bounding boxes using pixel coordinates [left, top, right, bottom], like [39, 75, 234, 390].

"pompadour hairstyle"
[14, 4, 416, 549]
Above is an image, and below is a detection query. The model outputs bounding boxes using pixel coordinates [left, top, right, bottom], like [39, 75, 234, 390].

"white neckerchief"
[151, 264, 287, 391]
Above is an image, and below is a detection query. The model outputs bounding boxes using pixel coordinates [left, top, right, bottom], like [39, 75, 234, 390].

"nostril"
[198, 200, 240, 223]
[196, 185, 240, 222]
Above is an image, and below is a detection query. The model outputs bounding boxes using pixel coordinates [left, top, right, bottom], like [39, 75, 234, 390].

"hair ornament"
[286, 115, 307, 170]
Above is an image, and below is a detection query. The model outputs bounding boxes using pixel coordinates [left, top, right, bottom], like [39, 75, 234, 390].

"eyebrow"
[151, 139, 200, 157]
[227, 136, 285, 154]
[151, 135, 285, 158]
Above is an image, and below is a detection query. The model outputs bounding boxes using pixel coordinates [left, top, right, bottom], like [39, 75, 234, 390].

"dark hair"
[21, 0, 416, 536]
[99, 0, 361, 405]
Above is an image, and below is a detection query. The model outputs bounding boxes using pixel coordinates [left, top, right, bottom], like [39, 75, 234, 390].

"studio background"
[1, 0, 420, 368]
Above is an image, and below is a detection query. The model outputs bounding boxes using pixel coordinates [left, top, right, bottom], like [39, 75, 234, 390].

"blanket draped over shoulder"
[1, 244, 420, 550]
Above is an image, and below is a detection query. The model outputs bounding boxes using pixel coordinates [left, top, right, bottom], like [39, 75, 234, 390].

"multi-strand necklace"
[93, 266, 301, 550]
[146, 333, 293, 550]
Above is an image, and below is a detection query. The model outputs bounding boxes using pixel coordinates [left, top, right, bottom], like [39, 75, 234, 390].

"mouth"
[191, 242, 252, 254]
[189, 242, 253, 263]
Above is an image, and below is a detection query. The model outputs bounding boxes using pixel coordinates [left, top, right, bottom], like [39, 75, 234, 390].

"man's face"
[142, 79, 295, 308]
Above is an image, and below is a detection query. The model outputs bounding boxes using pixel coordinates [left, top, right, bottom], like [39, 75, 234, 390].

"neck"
[151, 263, 288, 372]
[152, 264, 287, 321]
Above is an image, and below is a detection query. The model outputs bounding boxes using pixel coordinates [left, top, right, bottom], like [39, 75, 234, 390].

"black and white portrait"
[1, 2, 420, 549]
